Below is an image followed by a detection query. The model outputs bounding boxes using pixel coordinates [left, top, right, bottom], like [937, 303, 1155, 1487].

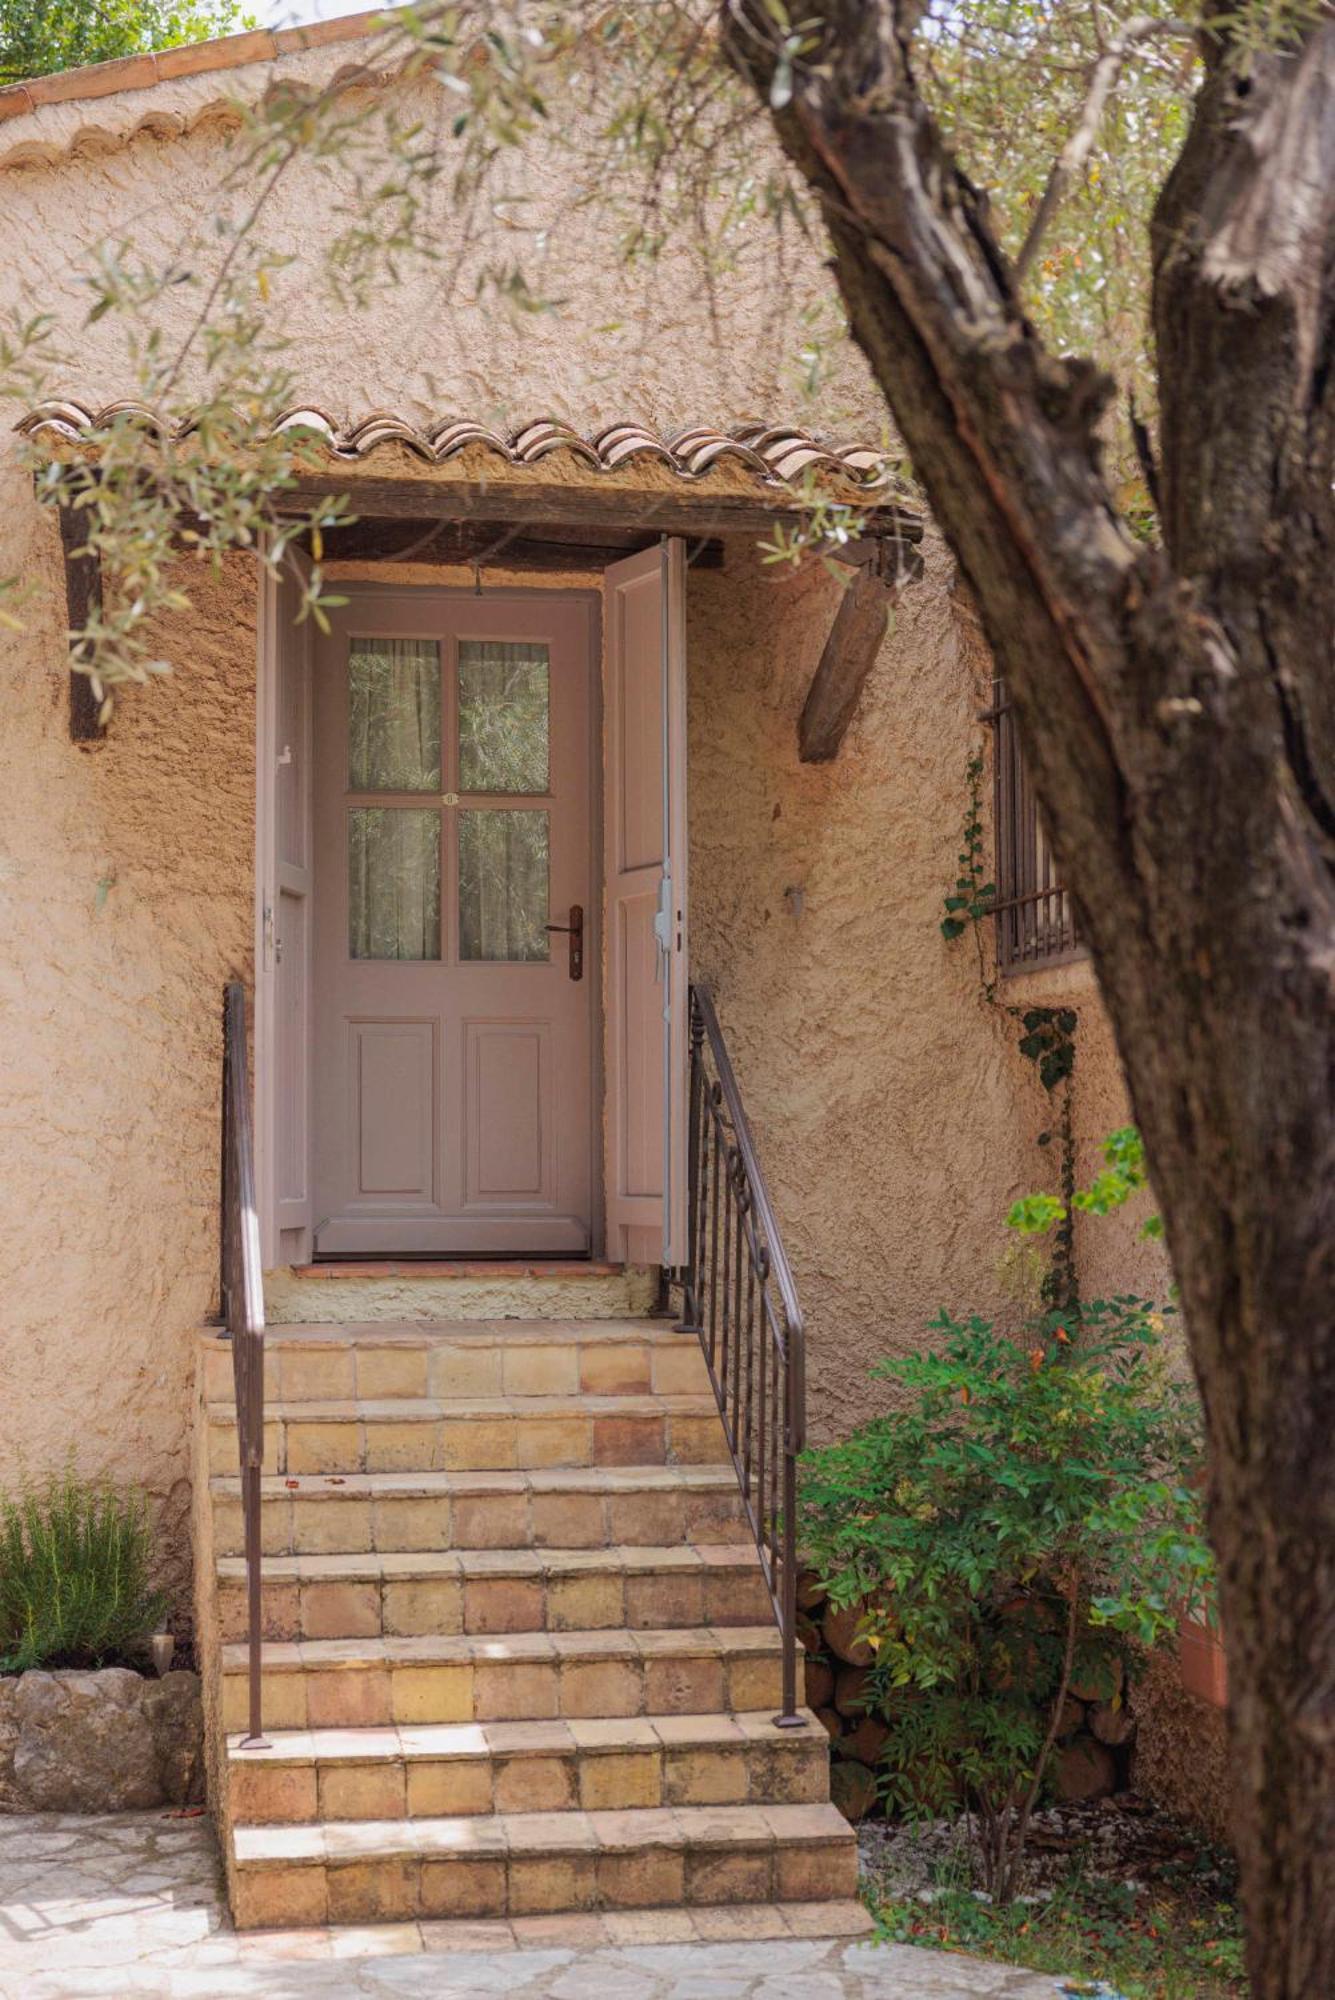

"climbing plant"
[1010, 1123, 1164, 1247]
[940, 749, 997, 999]
[940, 756, 1081, 1308]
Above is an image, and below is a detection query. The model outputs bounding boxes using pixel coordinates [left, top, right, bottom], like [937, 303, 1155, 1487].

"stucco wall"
[0, 513, 1171, 1590]
[686, 539, 1174, 1443]
[0, 520, 255, 1600]
[0, 51, 873, 441]
[0, 44, 1177, 1596]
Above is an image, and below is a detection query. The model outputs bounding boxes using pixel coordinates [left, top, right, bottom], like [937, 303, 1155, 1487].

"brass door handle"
[545, 904, 584, 981]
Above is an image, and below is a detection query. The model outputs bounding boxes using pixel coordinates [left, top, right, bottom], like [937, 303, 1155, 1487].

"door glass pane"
[349, 808, 441, 960]
[459, 809, 549, 962]
[348, 638, 441, 791]
[457, 641, 550, 794]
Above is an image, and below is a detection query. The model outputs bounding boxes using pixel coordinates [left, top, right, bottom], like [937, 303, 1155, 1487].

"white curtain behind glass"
[347, 639, 442, 960]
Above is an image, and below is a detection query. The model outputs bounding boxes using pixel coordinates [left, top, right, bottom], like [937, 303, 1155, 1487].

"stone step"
[219, 1626, 783, 1732]
[216, 1545, 774, 1644]
[206, 1393, 725, 1478]
[229, 1800, 858, 1929]
[226, 1710, 829, 1824]
[208, 1465, 747, 1558]
[264, 1265, 658, 1327]
[201, 1319, 708, 1405]
[287, 1899, 874, 1948]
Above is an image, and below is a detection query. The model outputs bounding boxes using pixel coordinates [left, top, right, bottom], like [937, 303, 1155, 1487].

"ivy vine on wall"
[940, 750, 1081, 1310]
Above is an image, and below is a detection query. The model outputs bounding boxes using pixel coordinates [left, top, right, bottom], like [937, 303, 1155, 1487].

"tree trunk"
[725, 6, 1335, 1992]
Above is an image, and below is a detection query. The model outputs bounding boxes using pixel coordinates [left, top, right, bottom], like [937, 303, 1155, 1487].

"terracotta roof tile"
[154, 30, 279, 82]
[4, 12, 389, 110]
[26, 52, 161, 105]
[15, 402, 910, 506]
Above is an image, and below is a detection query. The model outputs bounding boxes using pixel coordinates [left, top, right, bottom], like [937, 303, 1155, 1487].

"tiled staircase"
[193, 1306, 865, 1938]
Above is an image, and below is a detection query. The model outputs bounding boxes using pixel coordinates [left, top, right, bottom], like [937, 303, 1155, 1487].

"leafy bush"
[800, 1298, 1210, 1901]
[1008, 1124, 1164, 1242]
[0, 1475, 168, 1673]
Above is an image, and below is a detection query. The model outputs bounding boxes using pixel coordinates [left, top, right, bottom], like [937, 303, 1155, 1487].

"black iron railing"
[989, 676, 1082, 973]
[220, 981, 268, 1749]
[679, 985, 806, 1727]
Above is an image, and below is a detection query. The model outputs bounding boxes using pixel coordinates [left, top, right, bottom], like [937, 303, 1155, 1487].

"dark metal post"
[222, 982, 270, 1753]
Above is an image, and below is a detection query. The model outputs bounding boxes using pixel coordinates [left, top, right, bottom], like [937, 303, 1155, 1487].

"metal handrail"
[680, 984, 807, 1727]
[220, 981, 268, 1749]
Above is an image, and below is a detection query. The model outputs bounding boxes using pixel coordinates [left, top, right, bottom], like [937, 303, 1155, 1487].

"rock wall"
[0, 1669, 203, 1813]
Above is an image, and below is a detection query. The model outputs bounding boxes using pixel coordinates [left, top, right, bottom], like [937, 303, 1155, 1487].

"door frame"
[255, 572, 606, 1266]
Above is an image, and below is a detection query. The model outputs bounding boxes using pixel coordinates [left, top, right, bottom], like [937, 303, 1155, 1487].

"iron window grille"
[987, 676, 1083, 975]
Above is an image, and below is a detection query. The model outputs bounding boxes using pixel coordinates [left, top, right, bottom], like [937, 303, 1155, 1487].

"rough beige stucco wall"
[684, 536, 1173, 1442]
[0, 517, 256, 1601]
[0, 56, 875, 441]
[0, 46, 1177, 1592]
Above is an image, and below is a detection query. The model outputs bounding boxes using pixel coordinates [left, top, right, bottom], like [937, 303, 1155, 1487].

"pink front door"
[311, 589, 596, 1257]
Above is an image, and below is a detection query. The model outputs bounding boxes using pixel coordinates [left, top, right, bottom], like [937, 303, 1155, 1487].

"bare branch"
[1014, 14, 1195, 285]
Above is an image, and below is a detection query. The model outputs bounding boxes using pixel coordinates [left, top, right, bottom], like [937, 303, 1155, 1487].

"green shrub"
[0, 1475, 169, 1673]
[800, 1297, 1211, 1902]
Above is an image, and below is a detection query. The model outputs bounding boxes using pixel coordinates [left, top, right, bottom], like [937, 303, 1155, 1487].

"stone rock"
[1054, 1733, 1118, 1803]
[843, 1714, 890, 1767]
[1, 1668, 203, 1814]
[822, 1600, 873, 1667]
[803, 1657, 834, 1710]
[830, 1757, 879, 1824]
[834, 1664, 872, 1715]
[142, 1672, 205, 1804]
[1055, 1695, 1087, 1739]
[815, 1706, 843, 1741]
[796, 1569, 828, 1613]
[1089, 1698, 1137, 1748]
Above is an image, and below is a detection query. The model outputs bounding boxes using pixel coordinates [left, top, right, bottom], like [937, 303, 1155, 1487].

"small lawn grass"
[863, 1820, 1247, 1999]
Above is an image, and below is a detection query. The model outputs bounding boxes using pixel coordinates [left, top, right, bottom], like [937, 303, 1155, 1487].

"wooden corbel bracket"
[56, 500, 105, 743]
[798, 535, 924, 762]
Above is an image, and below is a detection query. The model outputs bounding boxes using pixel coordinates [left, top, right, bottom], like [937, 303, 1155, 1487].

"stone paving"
[0, 1813, 1075, 1999]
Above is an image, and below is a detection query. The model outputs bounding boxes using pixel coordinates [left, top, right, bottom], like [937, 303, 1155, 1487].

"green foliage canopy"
[0, 0, 250, 84]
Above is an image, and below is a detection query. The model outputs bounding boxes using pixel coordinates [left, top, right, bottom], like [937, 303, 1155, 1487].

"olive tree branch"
[1014, 13, 1196, 285]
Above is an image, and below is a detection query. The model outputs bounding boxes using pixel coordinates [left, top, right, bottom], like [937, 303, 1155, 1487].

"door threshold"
[293, 1259, 628, 1280]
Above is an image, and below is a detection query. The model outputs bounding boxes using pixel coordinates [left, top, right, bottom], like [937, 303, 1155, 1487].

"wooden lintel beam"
[278, 473, 922, 547]
[309, 520, 725, 572]
[57, 503, 103, 742]
[798, 551, 922, 763]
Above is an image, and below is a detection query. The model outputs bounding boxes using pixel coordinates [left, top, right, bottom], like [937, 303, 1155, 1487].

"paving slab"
[0, 1812, 1072, 1999]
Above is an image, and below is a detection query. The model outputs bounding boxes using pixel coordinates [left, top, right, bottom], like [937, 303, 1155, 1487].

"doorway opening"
[255, 544, 689, 1274]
